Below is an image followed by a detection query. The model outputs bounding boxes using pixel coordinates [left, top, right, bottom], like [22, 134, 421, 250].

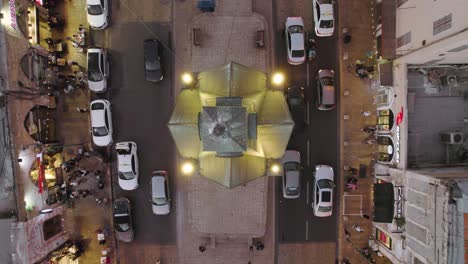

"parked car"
[90, 99, 113, 147]
[86, 0, 108, 29]
[144, 39, 164, 82]
[87, 48, 109, 93]
[116, 142, 139, 190]
[312, 0, 334, 37]
[282, 150, 301, 199]
[312, 165, 334, 217]
[286, 86, 307, 129]
[316, 69, 336, 111]
[151, 170, 171, 215]
[285, 17, 306, 65]
[113, 197, 134, 242]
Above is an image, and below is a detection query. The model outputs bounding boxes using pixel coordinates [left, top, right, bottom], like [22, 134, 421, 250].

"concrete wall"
[396, 0, 468, 60]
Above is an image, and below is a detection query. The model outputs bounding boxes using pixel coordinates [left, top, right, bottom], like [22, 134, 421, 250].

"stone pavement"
[337, 0, 392, 264]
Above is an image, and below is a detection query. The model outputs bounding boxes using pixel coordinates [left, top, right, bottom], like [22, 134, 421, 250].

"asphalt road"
[274, 4, 340, 243]
[90, 21, 177, 246]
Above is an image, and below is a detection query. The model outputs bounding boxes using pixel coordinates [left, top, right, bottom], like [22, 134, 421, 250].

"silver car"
[316, 69, 336, 111]
[312, 165, 334, 217]
[282, 150, 301, 199]
[151, 170, 171, 215]
[113, 197, 134, 242]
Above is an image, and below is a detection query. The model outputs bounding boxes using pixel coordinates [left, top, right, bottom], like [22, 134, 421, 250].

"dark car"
[144, 39, 164, 82]
[113, 197, 134, 242]
[286, 86, 307, 129]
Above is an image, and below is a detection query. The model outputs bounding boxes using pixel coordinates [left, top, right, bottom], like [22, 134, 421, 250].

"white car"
[116, 142, 139, 190]
[86, 0, 108, 29]
[282, 150, 301, 199]
[312, 165, 334, 217]
[313, 0, 334, 37]
[285, 17, 306, 65]
[87, 48, 109, 93]
[90, 100, 113, 147]
[151, 170, 171, 215]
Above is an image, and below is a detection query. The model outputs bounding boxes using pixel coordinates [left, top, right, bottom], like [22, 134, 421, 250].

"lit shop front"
[377, 109, 394, 132]
[376, 136, 395, 164]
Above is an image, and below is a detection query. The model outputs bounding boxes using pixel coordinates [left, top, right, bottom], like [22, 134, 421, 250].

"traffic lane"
[109, 22, 176, 245]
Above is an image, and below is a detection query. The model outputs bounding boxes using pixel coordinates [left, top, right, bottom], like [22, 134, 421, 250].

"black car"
[144, 39, 164, 82]
[286, 86, 307, 129]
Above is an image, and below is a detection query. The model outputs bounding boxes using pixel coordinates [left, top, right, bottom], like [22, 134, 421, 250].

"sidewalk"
[337, 0, 389, 264]
[2, 0, 116, 261]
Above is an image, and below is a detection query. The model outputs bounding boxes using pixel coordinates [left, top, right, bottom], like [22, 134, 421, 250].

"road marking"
[306, 181, 309, 205]
[307, 140, 310, 166]
[306, 102, 310, 124]
[305, 220, 309, 241]
[306, 63, 310, 86]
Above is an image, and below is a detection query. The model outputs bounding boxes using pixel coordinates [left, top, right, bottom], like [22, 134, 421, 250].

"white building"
[371, 0, 468, 263]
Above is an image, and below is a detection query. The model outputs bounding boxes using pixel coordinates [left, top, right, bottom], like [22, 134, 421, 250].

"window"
[397, 31, 411, 48]
[433, 14, 452, 36]
[316, 3, 320, 18]
[104, 111, 109, 129]
[376, 228, 392, 249]
[100, 54, 105, 72]
[43, 215, 63, 241]
[131, 156, 136, 174]
[287, 32, 291, 49]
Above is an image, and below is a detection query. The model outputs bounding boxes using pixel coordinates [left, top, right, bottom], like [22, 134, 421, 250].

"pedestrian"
[76, 107, 88, 113]
[70, 180, 80, 187]
[361, 110, 372, 117]
[96, 229, 106, 245]
[67, 60, 79, 66]
[79, 169, 89, 177]
[98, 181, 104, 189]
[69, 191, 79, 199]
[255, 241, 264, 251]
[361, 126, 377, 134]
[362, 214, 370, 219]
[95, 170, 102, 177]
[346, 182, 357, 190]
[198, 245, 206, 252]
[344, 229, 351, 240]
[79, 190, 90, 198]
[249, 245, 254, 251]
[352, 224, 363, 233]
[84, 151, 91, 159]
[363, 139, 375, 145]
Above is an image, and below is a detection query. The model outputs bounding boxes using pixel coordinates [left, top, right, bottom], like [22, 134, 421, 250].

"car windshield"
[286, 187, 299, 195]
[319, 0, 332, 3]
[318, 206, 332, 212]
[119, 171, 135, 180]
[320, 20, 334, 29]
[292, 50, 305, 58]
[317, 179, 333, 189]
[87, 53, 103, 82]
[87, 4, 103, 15]
[114, 215, 131, 232]
[153, 197, 168, 206]
[321, 77, 334, 86]
[92, 126, 108, 137]
[288, 25, 303, 34]
[284, 162, 300, 172]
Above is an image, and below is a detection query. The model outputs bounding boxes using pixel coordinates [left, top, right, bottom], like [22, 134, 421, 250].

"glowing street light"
[181, 73, 194, 86]
[271, 164, 280, 174]
[271, 72, 285, 86]
[181, 161, 195, 175]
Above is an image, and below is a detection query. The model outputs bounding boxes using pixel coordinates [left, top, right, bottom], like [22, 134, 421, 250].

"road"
[274, 0, 340, 243]
[89, 0, 177, 252]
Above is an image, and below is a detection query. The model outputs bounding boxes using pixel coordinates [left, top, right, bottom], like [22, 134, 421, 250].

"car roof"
[319, 4, 334, 19]
[285, 171, 299, 188]
[322, 85, 335, 105]
[152, 175, 166, 198]
[290, 34, 305, 51]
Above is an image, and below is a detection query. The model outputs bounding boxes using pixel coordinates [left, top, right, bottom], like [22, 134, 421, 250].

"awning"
[373, 183, 394, 223]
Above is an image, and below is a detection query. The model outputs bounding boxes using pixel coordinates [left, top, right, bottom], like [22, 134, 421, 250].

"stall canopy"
[373, 183, 395, 223]
[168, 62, 294, 188]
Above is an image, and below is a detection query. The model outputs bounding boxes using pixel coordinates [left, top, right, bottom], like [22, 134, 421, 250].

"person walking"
[352, 224, 364, 233]
[76, 107, 88, 113]
[361, 110, 372, 117]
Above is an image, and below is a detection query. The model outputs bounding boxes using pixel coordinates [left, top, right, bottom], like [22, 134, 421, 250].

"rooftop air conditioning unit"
[439, 132, 464, 145]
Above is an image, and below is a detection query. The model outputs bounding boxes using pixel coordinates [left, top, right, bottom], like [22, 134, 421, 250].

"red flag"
[396, 107, 404, 126]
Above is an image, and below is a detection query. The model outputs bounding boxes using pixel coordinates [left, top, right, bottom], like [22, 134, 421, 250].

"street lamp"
[181, 160, 195, 175]
[271, 72, 285, 86]
[181, 72, 194, 86]
[271, 164, 280, 174]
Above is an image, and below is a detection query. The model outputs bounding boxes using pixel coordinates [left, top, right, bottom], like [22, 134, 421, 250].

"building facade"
[371, 0, 468, 263]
